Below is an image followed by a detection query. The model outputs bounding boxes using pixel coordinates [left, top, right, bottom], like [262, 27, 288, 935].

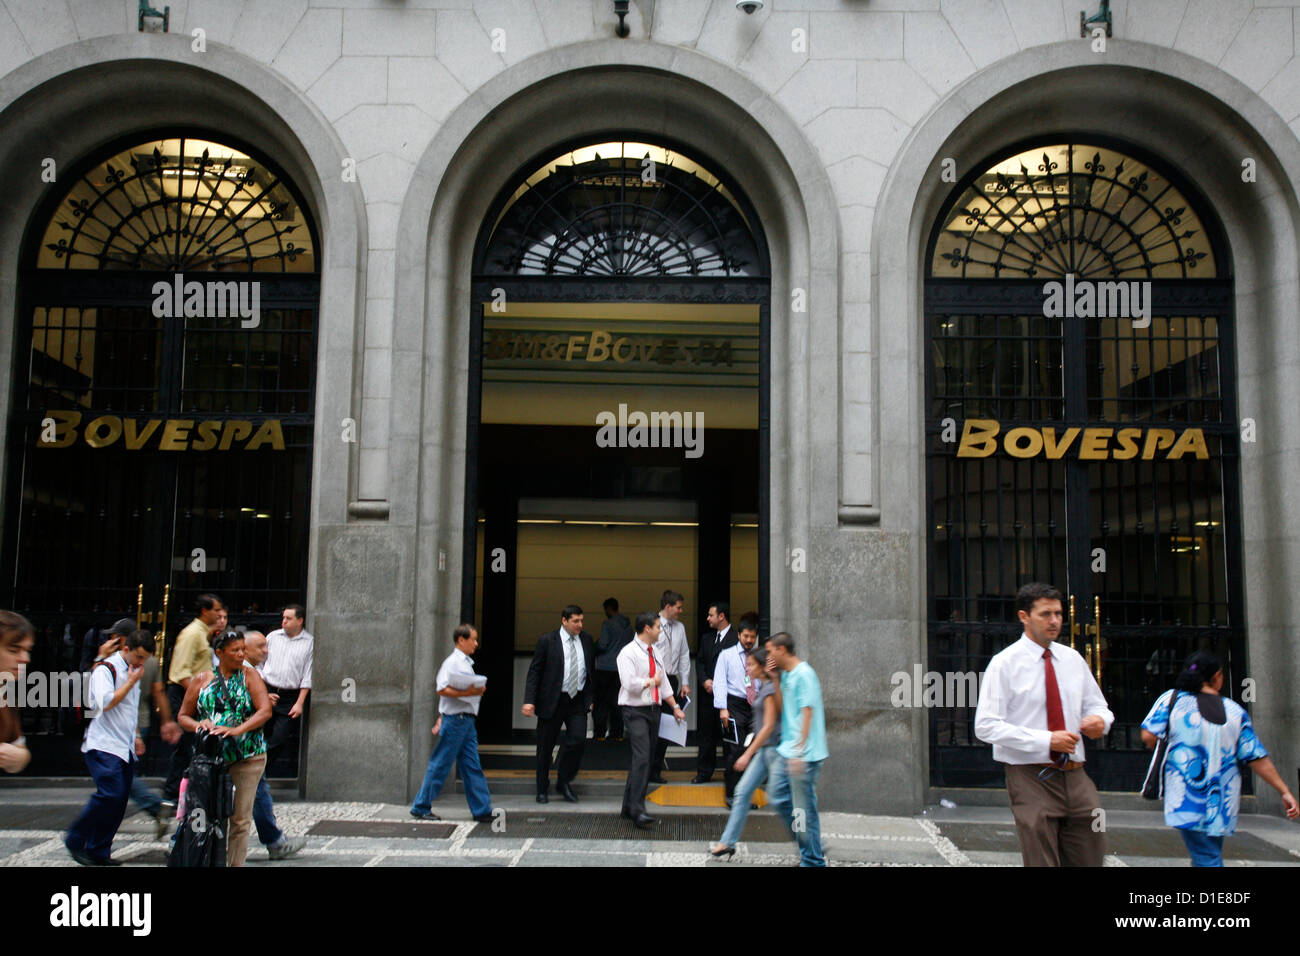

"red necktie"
[650, 642, 660, 702]
[1043, 648, 1068, 767]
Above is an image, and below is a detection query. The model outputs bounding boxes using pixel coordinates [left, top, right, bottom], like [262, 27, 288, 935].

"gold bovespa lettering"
[192, 421, 221, 452]
[1042, 427, 1081, 459]
[587, 330, 612, 361]
[1004, 427, 1043, 458]
[85, 415, 123, 448]
[956, 419, 1000, 457]
[1078, 427, 1113, 460]
[1113, 427, 1141, 460]
[158, 419, 194, 451]
[123, 418, 162, 450]
[246, 420, 285, 451]
[1168, 428, 1209, 460]
[218, 420, 253, 450]
[38, 410, 81, 448]
[1141, 429, 1177, 460]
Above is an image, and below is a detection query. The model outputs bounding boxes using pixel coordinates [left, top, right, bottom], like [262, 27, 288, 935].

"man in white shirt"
[649, 589, 690, 783]
[411, 624, 494, 823]
[242, 630, 306, 861]
[262, 603, 314, 773]
[65, 630, 152, 866]
[974, 582, 1114, 867]
[714, 617, 759, 806]
[617, 612, 685, 828]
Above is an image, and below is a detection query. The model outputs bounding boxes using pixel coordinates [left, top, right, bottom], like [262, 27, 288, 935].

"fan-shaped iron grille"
[38, 136, 315, 273]
[479, 143, 763, 277]
[931, 143, 1218, 279]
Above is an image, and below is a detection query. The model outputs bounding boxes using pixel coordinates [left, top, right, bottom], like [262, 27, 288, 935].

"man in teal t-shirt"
[765, 631, 826, 866]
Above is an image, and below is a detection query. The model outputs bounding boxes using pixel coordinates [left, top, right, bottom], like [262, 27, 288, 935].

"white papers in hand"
[658, 711, 687, 746]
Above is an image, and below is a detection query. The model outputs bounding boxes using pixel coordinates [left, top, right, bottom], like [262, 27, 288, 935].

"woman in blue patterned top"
[1141, 651, 1297, 867]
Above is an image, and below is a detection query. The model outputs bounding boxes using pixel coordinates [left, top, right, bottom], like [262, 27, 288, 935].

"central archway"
[392, 49, 839, 802]
[464, 137, 771, 747]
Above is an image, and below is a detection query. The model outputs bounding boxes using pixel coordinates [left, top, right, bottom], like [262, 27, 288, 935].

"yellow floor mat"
[648, 784, 767, 808]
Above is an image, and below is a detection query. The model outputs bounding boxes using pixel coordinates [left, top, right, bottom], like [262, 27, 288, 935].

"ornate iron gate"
[924, 140, 1245, 791]
[3, 134, 319, 775]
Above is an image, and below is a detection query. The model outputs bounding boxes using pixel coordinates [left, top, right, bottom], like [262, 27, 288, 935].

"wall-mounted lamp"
[614, 1, 630, 38]
[139, 0, 170, 33]
[1080, 0, 1111, 38]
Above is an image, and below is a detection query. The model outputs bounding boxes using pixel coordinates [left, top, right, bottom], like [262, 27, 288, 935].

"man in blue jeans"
[765, 632, 827, 867]
[243, 630, 306, 860]
[410, 624, 494, 823]
[66, 630, 152, 865]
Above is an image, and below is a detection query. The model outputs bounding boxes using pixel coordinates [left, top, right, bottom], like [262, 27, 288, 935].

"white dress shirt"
[974, 634, 1114, 765]
[713, 640, 751, 711]
[616, 637, 673, 707]
[436, 647, 483, 716]
[656, 615, 690, 685]
[262, 628, 314, 690]
[83, 652, 141, 763]
[557, 627, 588, 694]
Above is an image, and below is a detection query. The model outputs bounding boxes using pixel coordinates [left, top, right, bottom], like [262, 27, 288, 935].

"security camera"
[736, 0, 763, 13]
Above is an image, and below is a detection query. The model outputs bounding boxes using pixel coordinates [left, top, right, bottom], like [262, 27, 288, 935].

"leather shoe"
[472, 814, 495, 824]
[536, 793, 549, 804]
[620, 808, 633, 819]
[648, 774, 667, 785]
[690, 774, 712, 784]
[557, 782, 579, 803]
[410, 809, 441, 821]
[66, 845, 107, 867]
[633, 813, 657, 829]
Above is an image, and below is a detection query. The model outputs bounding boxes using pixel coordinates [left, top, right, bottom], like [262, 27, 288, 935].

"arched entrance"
[923, 139, 1243, 790]
[3, 132, 321, 776]
[462, 138, 771, 747]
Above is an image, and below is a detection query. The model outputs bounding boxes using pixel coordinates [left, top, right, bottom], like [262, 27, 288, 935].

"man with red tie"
[616, 611, 684, 829]
[974, 582, 1114, 866]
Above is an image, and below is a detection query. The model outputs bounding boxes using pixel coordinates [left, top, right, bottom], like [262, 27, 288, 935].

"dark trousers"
[263, 685, 299, 771]
[162, 683, 193, 800]
[1004, 763, 1106, 867]
[622, 705, 661, 818]
[66, 749, 134, 862]
[722, 694, 753, 800]
[592, 671, 624, 739]
[696, 689, 723, 780]
[652, 674, 682, 773]
[536, 691, 587, 794]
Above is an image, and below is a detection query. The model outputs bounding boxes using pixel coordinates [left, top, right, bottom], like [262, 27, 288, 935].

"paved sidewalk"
[3, 788, 1298, 867]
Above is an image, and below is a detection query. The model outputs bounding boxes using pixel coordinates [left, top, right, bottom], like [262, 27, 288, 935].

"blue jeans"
[253, 775, 284, 846]
[768, 754, 825, 867]
[130, 776, 164, 816]
[412, 714, 492, 817]
[1180, 828, 1224, 867]
[718, 748, 773, 847]
[66, 750, 134, 862]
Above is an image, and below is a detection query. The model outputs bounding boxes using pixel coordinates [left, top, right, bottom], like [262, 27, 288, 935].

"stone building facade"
[1, 0, 1298, 814]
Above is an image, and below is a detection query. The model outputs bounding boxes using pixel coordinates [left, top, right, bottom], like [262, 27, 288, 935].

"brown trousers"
[1004, 763, 1106, 867]
[227, 754, 266, 867]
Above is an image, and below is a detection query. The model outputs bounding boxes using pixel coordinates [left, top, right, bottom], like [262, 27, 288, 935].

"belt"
[445, 712, 475, 720]
[1038, 760, 1084, 771]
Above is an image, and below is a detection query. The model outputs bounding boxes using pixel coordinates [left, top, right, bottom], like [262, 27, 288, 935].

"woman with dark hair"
[708, 645, 781, 859]
[1141, 651, 1298, 867]
[178, 629, 272, 866]
[0, 611, 35, 774]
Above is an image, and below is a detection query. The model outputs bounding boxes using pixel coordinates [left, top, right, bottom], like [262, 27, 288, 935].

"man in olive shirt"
[161, 593, 223, 801]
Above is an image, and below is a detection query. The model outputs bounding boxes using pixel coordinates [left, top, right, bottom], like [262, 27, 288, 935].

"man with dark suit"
[692, 601, 737, 784]
[523, 604, 596, 804]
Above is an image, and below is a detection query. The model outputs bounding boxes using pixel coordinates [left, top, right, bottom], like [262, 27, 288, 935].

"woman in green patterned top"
[178, 629, 272, 866]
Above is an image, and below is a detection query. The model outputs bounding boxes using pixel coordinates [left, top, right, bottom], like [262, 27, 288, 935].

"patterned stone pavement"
[3, 789, 1298, 867]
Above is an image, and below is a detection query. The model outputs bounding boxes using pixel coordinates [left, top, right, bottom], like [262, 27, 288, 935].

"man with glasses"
[974, 582, 1113, 866]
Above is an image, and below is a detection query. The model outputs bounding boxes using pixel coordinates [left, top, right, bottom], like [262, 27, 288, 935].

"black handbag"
[1140, 689, 1179, 800]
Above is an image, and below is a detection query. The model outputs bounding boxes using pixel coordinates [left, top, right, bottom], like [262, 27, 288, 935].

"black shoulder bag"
[1140, 689, 1179, 800]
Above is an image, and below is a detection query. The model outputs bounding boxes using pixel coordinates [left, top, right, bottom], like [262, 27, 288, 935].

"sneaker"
[267, 835, 307, 860]
[410, 808, 442, 821]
